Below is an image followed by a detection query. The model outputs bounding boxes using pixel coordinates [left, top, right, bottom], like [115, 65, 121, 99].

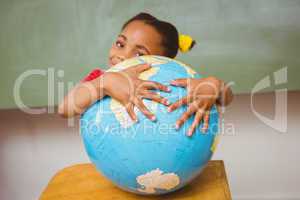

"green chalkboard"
[0, 0, 299, 109]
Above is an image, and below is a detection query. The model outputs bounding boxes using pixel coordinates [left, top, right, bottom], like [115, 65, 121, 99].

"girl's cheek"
[109, 46, 115, 53]
[110, 45, 120, 55]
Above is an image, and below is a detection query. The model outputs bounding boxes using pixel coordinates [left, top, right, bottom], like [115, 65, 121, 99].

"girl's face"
[108, 20, 165, 67]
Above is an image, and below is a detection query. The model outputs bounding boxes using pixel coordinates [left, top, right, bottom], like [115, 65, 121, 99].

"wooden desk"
[40, 160, 231, 200]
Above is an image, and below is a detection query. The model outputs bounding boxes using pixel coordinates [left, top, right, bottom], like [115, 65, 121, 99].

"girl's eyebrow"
[118, 34, 127, 41]
[136, 45, 150, 54]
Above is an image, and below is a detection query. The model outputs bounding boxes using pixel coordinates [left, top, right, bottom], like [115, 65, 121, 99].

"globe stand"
[40, 160, 231, 200]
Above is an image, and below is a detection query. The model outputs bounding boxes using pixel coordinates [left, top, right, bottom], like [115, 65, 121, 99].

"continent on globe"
[136, 168, 180, 194]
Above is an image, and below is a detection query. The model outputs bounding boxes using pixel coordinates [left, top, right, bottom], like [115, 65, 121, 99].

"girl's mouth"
[108, 59, 115, 66]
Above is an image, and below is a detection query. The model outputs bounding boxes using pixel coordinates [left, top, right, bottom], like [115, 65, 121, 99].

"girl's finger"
[134, 98, 156, 121]
[168, 96, 188, 112]
[175, 104, 197, 130]
[187, 110, 205, 137]
[131, 63, 151, 73]
[125, 103, 137, 122]
[201, 111, 210, 133]
[170, 78, 188, 87]
[142, 81, 171, 92]
[142, 92, 170, 106]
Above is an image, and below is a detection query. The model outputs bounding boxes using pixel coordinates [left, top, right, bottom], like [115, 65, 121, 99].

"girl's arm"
[58, 74, 108, 118]
[58, 64, 170, 119]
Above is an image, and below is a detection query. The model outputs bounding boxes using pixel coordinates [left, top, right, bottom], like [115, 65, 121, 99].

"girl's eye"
[135, 52, 144, 57]
[116, 41, 124, 48]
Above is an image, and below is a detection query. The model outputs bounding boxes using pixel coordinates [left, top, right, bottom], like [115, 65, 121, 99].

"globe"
[80, 55, 219, 195]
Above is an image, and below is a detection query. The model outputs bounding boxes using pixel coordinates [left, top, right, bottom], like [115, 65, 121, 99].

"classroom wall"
[1, 0, 300, 109]
[0, 91, 299, 200]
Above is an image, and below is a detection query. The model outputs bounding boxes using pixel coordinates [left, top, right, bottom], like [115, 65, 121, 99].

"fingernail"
[168, 107, 172, 112]
[165, 100, 170, 105]
[175, 124, 179, 130]
[151, 116, 156, 121]
[187, 129, 193, 136]
[167, 87, 171, 92]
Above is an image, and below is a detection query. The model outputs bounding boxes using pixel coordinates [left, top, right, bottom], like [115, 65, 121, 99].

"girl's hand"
[104, 64, 171, 122]
[168, 77, 222, 136]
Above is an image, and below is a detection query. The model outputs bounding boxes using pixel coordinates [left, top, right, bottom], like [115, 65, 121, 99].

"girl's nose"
[115, 48, 131, 64]
[122, 47, 132, 60]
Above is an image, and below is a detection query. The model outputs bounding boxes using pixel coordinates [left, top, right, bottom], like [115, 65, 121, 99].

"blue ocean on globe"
[80, 55, 219, 195]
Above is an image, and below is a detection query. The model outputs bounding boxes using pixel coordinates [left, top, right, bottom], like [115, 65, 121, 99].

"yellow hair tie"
[178, 34, 195, 53]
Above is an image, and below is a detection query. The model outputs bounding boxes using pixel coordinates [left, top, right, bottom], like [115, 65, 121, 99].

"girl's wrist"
[100, 72, 115, 97]
[89, 72, 109, 98]
[205, 76, 223, 105]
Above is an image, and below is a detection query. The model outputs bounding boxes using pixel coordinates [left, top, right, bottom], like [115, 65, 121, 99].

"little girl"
[58, 13, 233, 136]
